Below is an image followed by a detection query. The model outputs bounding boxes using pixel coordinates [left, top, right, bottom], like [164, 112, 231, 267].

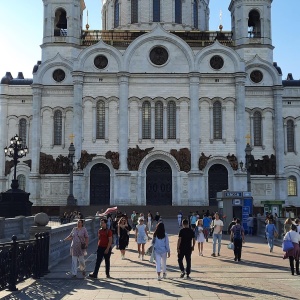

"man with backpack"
[230, 218, 245, 262]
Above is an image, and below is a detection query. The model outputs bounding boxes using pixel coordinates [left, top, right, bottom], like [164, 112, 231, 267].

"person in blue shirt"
[265, 218, 278, 252]
[152, 222, 170, 280]
[203, 215, 212, 242]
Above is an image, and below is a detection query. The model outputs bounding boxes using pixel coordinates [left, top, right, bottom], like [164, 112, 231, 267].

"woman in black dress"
[118, 217, 131, 259]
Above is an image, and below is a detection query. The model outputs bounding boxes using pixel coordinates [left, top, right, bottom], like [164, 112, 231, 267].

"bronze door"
[90, 163, 110, 205]
[146, 160, 172, 205]
[208, 164, 228, 206]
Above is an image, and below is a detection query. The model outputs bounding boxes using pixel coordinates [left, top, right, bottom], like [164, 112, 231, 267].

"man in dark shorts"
[177, 219, 195, 279]
[89, 219, 113, 279]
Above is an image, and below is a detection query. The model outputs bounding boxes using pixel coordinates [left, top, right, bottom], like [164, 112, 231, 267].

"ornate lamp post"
[4, 134, 28, 189]
[240, 143, 253, 192]
[0, 134, 32, 218]
[67, 142, 77, 206]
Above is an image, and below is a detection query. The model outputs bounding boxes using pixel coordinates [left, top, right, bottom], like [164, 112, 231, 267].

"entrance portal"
[208, 164, 228, 206]
[90, 163, 110, 205]
[146, 160, 172, 205]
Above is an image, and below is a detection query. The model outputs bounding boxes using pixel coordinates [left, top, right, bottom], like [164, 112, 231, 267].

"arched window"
[175, 0, 182, 23]
[131, 0, 138, 23]
[167, 101, 176, 139]
[54, 110, 62, 145]
[155, 101, 163, 139]
[193, 0, 199, 29]
[114, 0, 120, 28]
[253, 111, 262, 146]
[142, 101, 151, 139]
[153, 0, 160, 22]
[19, 118, 27, 146]
[17, 174, 26, 191]
[213, 101, 222, 139]
[248, 10, 261, 38]
[287, 120, 295, 152]
[288, 176, 297, 196]
[54, 8, 67, 36]
[96, 101, 105, 139]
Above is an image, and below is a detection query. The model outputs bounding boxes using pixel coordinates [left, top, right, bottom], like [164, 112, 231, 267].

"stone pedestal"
[0, 189, 32, 218]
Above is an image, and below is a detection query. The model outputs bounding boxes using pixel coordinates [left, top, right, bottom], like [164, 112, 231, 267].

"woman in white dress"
[135, 217, 149, 260]
[195, 219, 205, 256]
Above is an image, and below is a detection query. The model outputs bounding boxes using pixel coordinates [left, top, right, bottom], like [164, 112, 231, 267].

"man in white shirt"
[211, 212, 224, 257]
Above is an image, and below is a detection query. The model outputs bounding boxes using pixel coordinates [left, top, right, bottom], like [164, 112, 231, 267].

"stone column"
[189, 73, 200, 171]
[117, 72, 130, 171]
[0, 91, 8, 191]
[273, 86, 287, 200]
[92, 103, 96, 143]
[72, 72, 84, 160]
[235, 73, 247, 163]
[30, 85, 43, 205]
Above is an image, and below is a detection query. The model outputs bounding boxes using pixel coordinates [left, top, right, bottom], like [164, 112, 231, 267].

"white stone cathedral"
[1, 0, 300, 212]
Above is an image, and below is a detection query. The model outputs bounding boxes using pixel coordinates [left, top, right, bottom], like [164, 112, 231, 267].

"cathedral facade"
[1, 0, 300, 211]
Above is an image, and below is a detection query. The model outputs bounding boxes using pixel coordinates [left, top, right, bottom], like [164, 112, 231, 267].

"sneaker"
[138, 254, 141, 258]
[180, 272, 185, 278]
[211, 253, 216, 257]
[106, 274, 111, 279]
[88, 273, 97, 279]
[157, 276, 162, 281]
[201, 253, 203, 256]
[234, 257, 237, 261]
[186, 275, 191, 280]
[142, 255, 144, 261]
[163, 273, 167, 279]
[71, 275, 77, 278]
[218, 253, 220, 256]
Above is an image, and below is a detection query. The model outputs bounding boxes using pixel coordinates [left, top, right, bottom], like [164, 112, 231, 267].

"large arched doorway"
[208, 164, 228, 206]
[90, 163, 110, 205]
[146, 160, 172, 205]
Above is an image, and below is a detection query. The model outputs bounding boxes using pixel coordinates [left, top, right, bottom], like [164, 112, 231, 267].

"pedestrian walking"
[135, 217, 149, 260]
[230, 218, 245, 262]
[131, 210, 138, 230]
[283, 224, 300, 275]
[154, 212, 160, 225]
[265, 218, 278, 252]
[284, 218, 293, 235]
[152, 222, 170, 281]
[147, 211, 153, 233]
[190, 213, 197, 230]
[177, 219, 195, 279]
[195, 219, 205, 256]
[118, 217, 131, 259]
[62, 219, 89, 278]
[211, 212, 224, 257]
[203, 214, 211, 242]
[246, 214, 254, 235]
[177, 211, 183, 228]
[227, 217, 237, 234]
[89, 219, 113, 279]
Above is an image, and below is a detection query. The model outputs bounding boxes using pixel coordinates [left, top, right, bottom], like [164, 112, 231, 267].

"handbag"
[227, 242, 234, 250]
[81, 242, 87, 249]
[149, 237, 156, 263]
[282, 233, 294, 252]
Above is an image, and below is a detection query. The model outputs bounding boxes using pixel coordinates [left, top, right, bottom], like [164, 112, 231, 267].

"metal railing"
[0, 232, 49, 291]
[81, 30, 234, 47]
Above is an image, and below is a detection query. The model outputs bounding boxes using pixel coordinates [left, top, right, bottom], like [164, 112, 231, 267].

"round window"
[250, 70, 263, 83]
[53, 69, 65, 82]
[94, 55, 108, 69]
[210, 55, 224, 70]
[149, 47, 169, 66]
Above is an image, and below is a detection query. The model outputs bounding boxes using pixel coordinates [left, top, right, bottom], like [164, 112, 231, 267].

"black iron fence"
[0, 232, 50, 291]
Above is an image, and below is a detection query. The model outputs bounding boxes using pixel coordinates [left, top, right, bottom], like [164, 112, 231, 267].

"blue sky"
[0, 0, 299, 79]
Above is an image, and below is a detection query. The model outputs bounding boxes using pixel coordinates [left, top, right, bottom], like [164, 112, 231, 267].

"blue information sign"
[242, 198, 253, 233]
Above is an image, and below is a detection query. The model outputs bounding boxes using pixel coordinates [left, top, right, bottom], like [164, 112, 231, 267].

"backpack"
[233, 225, 242, 240]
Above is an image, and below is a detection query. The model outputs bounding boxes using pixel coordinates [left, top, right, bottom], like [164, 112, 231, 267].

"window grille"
[253, 111, 262, 146]
[155, 101, 163, 139]
[193, 0, 198, 28]
[131, 0, 138, 23]
[96, 101, 105, 139]
[213, 101, 222, 139]
[142, 101, 151, 139]
[19, 118, 27, 145]
[175, 0, 182, 23]
[54, 110, 62, 145]
[153, 0, 160, 22]
[168, 101, 176, 139]
[288, 176, 297, 196]
[114, 0, 119, 28]
[287, 120, 295, 152]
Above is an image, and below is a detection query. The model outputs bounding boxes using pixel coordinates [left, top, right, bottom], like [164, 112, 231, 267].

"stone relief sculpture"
[105, 151, 120, 170]
[170, 148, 191, 172]
[5, 160, 14, 176]
[127, 145, 154, 171]
[78, 150, 96, 170]
[199, 152, 211, 170]
[39, 152, 69, 174]
[227, 153, 239, 170]
[251, 154, 276, 175]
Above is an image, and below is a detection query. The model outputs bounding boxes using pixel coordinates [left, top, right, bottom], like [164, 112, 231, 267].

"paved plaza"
[1, 219, 299, 300]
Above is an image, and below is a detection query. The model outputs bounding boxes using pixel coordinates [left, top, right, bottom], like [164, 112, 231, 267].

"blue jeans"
[248, 226, 253, 235]
[213, 233, 222, 254]
[267, 237, 274, 251]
